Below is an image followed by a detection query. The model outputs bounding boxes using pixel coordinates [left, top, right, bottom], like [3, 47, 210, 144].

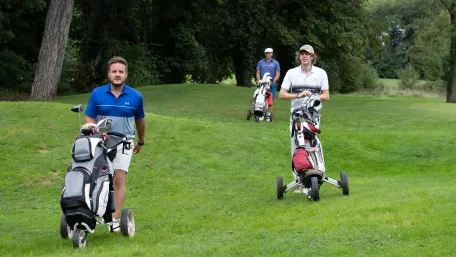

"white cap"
[299, 44, 314, 54]
[264, 48, 273, 53]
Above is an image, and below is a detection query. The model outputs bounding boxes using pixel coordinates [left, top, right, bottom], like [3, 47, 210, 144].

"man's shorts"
[268, 83, 277, 107]
[112, 139, 134, 172]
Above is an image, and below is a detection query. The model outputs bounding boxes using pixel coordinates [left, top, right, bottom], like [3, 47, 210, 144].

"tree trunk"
[30, 0, 74, 100]
[233, 49, 254, 87]
[447, 4, 456, 102]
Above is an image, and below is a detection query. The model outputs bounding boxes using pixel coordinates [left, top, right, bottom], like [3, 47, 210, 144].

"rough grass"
[1, 84, 456, 256]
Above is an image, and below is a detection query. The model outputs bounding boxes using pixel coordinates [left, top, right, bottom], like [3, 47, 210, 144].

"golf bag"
[251, 73, 272, 119]
[291, 95, 325, 175]
[60, 128, 118, 231]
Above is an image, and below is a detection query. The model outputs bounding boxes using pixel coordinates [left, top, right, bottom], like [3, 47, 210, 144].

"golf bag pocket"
[72, 137, 93, 162]
[292, 148, 313, 174]
[60, 168, 96, 229]
[91, 175, 110, 217]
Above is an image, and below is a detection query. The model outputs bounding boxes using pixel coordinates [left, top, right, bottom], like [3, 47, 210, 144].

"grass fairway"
[1, 84, 456, 256]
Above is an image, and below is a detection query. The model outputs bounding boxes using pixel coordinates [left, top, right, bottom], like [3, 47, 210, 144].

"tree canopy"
[2, 0, 456, 101]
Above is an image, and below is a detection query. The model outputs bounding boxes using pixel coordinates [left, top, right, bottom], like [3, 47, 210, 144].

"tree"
[0, 0, 48, 91]
[30, 0, 74, 100]
[436, 0, 456, 102]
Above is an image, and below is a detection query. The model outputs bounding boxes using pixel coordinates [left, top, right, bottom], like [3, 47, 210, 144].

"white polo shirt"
[281, 65, 329, 112]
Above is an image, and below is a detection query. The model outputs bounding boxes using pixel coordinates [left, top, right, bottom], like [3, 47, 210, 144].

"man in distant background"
[256, 48, 280, 121]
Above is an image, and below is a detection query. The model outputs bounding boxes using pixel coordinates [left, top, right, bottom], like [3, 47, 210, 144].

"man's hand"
[133, 144, 142, 154]
[298, 90, 312, 98]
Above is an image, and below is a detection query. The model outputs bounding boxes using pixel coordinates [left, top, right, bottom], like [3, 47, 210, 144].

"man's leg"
[268, 83, 276, 113]
[109, 139, 133, 231]
[112, 169, 127, 219]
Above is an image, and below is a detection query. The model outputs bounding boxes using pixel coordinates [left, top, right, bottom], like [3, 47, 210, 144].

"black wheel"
[60, 214, 73, 239]
[340, 171, 349, 196]
[246, 110, 252, 120]
[308, 176, 320, 201]
[120, 208, 135, 237]
[72, 229, 86, 248]
[255, 115, 260, 122]
[276, 176, 284, 200]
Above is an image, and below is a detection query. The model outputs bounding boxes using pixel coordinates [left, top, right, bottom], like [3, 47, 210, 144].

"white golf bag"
[251, 73, 272, 120]
[290, 95, 326, 177]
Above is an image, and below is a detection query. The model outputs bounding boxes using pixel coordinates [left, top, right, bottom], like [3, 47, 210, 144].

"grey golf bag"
[60, 120, 127, 232]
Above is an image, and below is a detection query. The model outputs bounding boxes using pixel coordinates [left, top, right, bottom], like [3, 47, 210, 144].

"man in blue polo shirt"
[256, 48, 280, 121]
[84, 56, 146, 232]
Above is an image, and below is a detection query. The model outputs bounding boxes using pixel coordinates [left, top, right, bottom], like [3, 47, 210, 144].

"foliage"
[366, 0, 443, 79]
[107, 40, 162, 87]
[422, 79, 447, 93]
[0, 49, 34, 91]
[407, 11, 450, 81]
[5, 0, 451, 97]
[397, 65, 420, 90]
[57, 40, 80, 95]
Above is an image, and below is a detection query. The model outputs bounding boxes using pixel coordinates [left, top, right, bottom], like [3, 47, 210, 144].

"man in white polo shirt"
[279, 44, 330, 193]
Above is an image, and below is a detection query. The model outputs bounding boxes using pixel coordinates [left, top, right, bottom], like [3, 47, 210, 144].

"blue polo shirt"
[85, 84, 145, 139]
[256, 58, 280, 85]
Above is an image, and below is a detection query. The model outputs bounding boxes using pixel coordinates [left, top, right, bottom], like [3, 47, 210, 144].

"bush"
[337, 55, 383, 93]
[107, 41, 162, 87]
[356, 62, 384, 91]
[0, 49, 34, 92]
[397, 65, 420, 90]
[422, 79, 446, 93]
[58, 40, 80, 95]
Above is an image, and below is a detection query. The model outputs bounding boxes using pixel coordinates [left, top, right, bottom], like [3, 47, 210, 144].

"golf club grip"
[106, 131, 127, 138]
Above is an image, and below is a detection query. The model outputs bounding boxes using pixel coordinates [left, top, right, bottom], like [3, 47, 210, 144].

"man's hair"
[295, 52, 318, 65]
[108, 56, 128, 72]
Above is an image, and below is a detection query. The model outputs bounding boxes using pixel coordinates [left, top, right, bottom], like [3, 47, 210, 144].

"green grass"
[1, 84, 456, 256]
[379, 78, 399, 89]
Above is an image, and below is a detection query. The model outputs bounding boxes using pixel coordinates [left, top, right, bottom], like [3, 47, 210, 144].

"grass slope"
[1, 84, 455, 256]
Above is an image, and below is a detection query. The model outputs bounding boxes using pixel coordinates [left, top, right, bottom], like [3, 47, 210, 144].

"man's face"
[264, 52, 273, 59]
[299, 51, 314, 65]
[108, 63, 128, 87]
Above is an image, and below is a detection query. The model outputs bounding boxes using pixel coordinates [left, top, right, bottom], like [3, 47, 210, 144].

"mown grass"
[1, 84, 456, 256]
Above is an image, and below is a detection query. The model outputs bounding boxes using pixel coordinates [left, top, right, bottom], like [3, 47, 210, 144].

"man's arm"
[133, 118, 146, 154]
[135, 118, 146, 143]
[320, 90, 330, 101]
[85, 116, 97, 124]
[256, 69, 261, 81]
[279, 88, 305, 100]
[273, 71, 280, 84]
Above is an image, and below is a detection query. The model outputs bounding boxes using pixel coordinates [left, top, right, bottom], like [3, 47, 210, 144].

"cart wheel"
[340, 171, 349, 196]
[308, 176, 320, 201]
[120, 208, 135, 237]
[276, 176, 284, 200]
[246, 110, 252, 120]
[255, 115, 260, 122]
[60, 214, 73, 239]
[72, 229, 87, 248]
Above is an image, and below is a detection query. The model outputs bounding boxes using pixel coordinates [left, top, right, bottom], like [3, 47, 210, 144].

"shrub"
[397, 65, 419, 90]
[0, 49, 34, 92]
[422, 79, 446, 93]
[58, 40, 80, 95]
[108, 41, 162, 87]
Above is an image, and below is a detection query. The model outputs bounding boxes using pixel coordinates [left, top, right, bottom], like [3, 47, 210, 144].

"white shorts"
[112, 139, 134, 172]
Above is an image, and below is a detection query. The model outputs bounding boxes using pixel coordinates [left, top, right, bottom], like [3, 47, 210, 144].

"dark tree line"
[1, 0, 391, 99]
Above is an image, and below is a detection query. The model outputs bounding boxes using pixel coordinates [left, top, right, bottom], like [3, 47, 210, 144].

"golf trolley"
[276, 95, 349, 201]
[247, 72, 273, 122]
[59, 104, 136, 248]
